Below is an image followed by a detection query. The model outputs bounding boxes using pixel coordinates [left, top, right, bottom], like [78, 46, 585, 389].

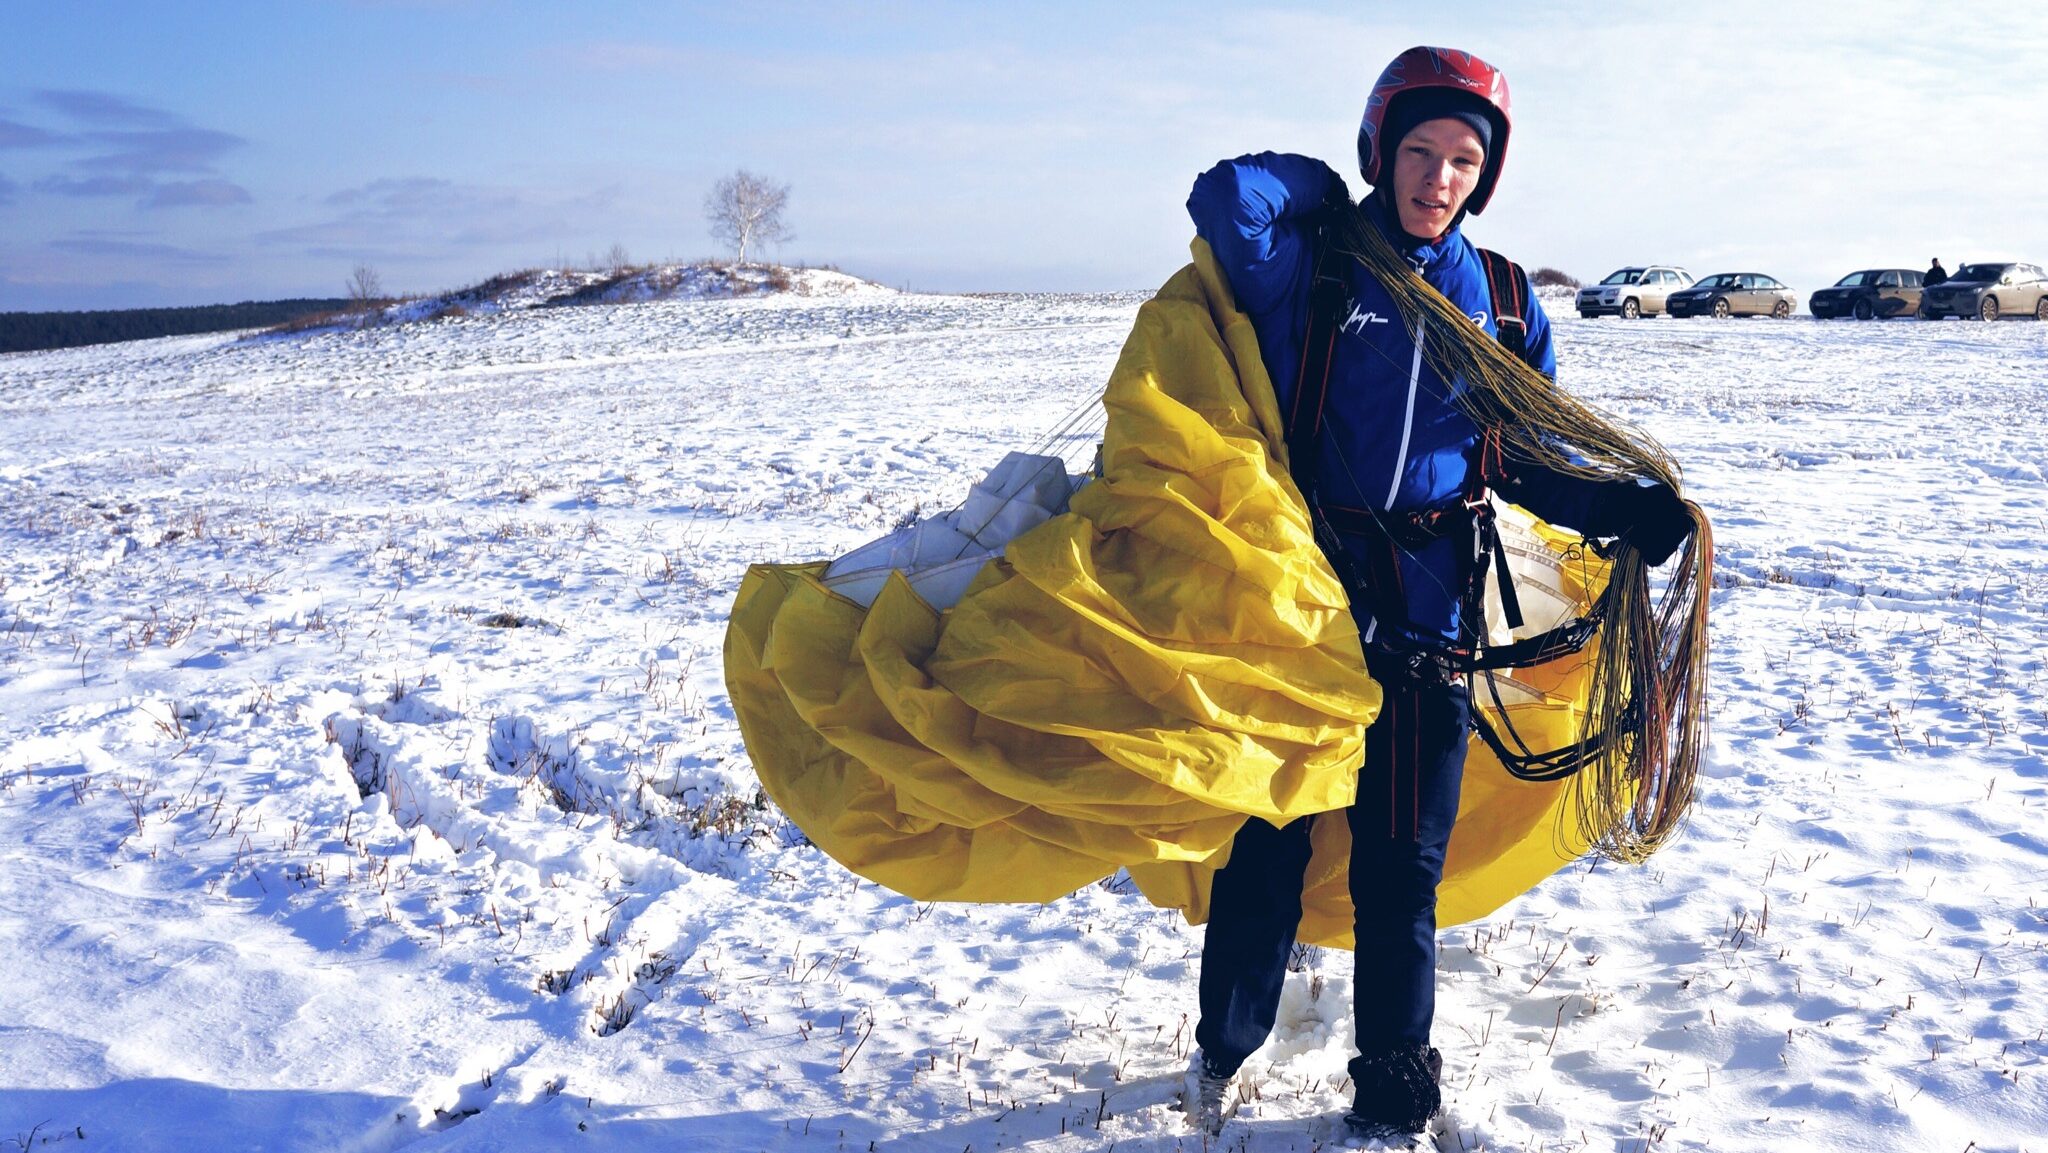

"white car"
[1577, 266, 1694, 319]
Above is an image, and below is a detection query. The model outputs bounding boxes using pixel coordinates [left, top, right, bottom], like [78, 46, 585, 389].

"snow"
[3, 294, 2046, 1152]
[267, 262, 891, 337]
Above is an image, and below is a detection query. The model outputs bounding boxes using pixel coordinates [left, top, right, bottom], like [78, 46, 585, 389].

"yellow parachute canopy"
[723, 239, 1613, 945]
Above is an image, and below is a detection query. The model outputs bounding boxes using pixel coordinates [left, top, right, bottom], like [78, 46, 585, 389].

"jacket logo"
[1470, 310, 1489, 327]
[1340, 299, 1392, 334]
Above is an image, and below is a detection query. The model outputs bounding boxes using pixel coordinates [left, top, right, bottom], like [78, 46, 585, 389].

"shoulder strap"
[1470, 250, 1536, 648]
[1287, 225, 1348, 455]
[1286, 224, 1386, 615]
[1475, 247, 1533, 368]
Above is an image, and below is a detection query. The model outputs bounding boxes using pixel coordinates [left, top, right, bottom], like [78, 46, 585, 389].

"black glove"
[1623, 482, 1691, 567]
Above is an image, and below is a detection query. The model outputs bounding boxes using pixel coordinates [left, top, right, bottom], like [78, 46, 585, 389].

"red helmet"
[1357, 46, 1513, 215]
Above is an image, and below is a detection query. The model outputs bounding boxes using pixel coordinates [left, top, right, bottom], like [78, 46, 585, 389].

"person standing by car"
[1180, 45, 1696, 1143]
[1926, 258, 1948, 288]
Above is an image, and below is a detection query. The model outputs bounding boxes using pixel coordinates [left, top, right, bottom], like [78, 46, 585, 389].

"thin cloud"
[425, 71, 518, 94]
[556, 39, 696, 73]
[0, 174, 16, 206]
[322, 176, 489, 211]
[10, 92, 252, 210]
[266, 176, 580, 256]
[48, 234, 230, 264]
[0, 117, 71, 149]
[34, 89, 182, 128]
[35, 173, 154, 198]
[144, 178, 254, 209]
[76, 127, 245, 176]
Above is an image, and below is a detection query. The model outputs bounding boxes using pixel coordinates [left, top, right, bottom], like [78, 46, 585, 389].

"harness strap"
[1285, 226, 1385, 610]
[1463, 424, 1524, 633]
[1485, 506, 1526, 632]
[1475, 247, 1533, 368]
[1286, 229, 1348, 451]
[1471, 664, 1643, 782]
[1318, 501, 1466, 547]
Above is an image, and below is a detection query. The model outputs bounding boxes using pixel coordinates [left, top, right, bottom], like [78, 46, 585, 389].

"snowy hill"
[2, 293, 2047, 1152]
[271, 261, 892, 337]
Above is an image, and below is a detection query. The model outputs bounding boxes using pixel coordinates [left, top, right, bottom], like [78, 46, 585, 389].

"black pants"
[1193, 667, 1471, 1074]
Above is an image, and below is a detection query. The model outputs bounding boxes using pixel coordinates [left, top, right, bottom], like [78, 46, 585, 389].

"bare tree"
[603, 242, 633, 273]
[346, 263, 384, 306]
[703, 169, 791, 266]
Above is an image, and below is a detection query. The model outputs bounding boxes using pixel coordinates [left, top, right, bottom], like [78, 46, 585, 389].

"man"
[1181, 46, 1688, 1141]
[1925, 258, 1948, 288]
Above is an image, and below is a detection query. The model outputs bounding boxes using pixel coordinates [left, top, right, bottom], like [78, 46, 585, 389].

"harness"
[1288, 225, 1611, 779]
[1475, 246, 1531, 364]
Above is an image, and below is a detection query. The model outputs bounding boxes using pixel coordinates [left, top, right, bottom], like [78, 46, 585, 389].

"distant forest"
[0, 299, 353, 355]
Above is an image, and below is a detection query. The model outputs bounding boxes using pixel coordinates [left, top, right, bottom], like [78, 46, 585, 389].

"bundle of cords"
[1328, 205, 1712, 863]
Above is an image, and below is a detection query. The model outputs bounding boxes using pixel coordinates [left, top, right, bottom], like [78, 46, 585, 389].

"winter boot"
[1184, 1053, 1238, 1135]
[1343, 1044, 1442, 1139]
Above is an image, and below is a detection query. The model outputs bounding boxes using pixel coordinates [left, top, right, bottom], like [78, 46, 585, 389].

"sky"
[2, 2, 2045, 310]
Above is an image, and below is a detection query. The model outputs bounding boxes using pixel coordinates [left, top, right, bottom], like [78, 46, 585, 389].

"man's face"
[1390, 116, 1486, 239]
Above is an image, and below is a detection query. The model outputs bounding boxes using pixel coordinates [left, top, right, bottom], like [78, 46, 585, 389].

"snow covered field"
[3, 289, 2046, 1152]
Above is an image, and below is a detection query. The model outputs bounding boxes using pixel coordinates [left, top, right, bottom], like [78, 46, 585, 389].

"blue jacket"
[1188, 152, 1636, 650]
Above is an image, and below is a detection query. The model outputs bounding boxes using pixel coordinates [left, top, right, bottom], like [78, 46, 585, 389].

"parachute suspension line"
[939, 388, 1108, 563]
[1327, 206, 1711, 864]
[1024, 388, 1111, 475]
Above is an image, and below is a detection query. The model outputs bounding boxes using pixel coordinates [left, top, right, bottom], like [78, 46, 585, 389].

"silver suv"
[1920, 262, 2048, 321]
[1577, 266, 1694, 319]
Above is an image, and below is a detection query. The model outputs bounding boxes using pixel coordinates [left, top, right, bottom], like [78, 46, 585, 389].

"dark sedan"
[1666, 273, 1797, 318]
[1810, 269, 1923, 319]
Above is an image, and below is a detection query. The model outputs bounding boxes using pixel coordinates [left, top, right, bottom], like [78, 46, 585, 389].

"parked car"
[1809, 269, 1923, 319]
[1919, 262, 2048, 320]
[1577, 266, 1693, 319]
[1666, 273, 1798, 318]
